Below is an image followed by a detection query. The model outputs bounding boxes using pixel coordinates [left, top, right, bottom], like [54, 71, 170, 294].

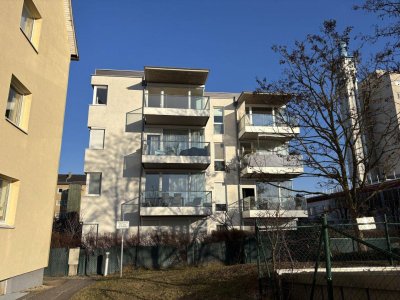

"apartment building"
[0, 0, 78, 295]
[54, 174, 86, 219]
[81, 67, 305, 238]
[361, 71, 400, 182]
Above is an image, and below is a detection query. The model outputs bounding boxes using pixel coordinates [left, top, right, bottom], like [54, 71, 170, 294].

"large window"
[5, 76, 31, 130]
[93, 86, 108, 105]
[89, 129, 105, 149]
[0, 178, 11, 223]
[20, 0, 41, 46]
[214, 107, 224, 134]
[214, 143, 225, 171]
[87, 173, 102, 195]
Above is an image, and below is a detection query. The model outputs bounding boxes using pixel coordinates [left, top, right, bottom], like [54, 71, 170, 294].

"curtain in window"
[190, 129, 204, 149]
[147, 135, 160, 155]
[163, 130, 188, 155]
[6, 87, 23, 125]
[0, 179, 10, 222]
[190, 173, 205, 203]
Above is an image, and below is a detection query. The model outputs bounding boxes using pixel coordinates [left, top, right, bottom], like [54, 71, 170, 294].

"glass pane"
[148, 94, 161, 107]
[145, 174, 159, 193]
[96, 87, 108, 105]
[191, 96, 204, 109]
[164, 95, 188, 109]
[0, 179, 10, 222]
[252, 113, 273, 126]
[88, 173, 101, 195]
[214, 108, 223, 123]
[214, 124, 224, 134]
[147, 135, 160, 155]
[20, 4, 34, 40]
[89, 130, 105, 149]
[5, 86, 23, 125]
[214, 161, 225, 171]
[214, 143, 224, 159]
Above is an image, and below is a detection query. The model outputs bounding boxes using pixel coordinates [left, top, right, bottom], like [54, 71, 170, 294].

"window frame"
[87, 172, 102, 196]
[0, 178, 11, 225]
[214, 143, 225, 172]
[5, 76, 31, 132]
[213, 107, 224, 134]
[20, 0, 41, 50]
[89, 128, 105, 149]
[92, 86, 108, 105]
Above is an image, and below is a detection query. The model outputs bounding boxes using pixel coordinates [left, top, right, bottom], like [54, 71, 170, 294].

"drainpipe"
[233, 96, 243, 230]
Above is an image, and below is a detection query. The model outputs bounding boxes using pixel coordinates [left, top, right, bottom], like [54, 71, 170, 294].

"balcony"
[240, 153, 303, 178]
[143, 94, 210, 126]
[142, 140, 211, 170]
[140, 191, 212, 216]
[238, 114, 299, 140]
[242, 196, 307, 218]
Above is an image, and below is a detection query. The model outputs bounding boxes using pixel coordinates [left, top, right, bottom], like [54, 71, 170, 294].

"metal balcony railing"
[142, 140, 210, 157]
[141, 191, 212, 207]
[145, 94, 210, 110]
[242, 196, 307, 211]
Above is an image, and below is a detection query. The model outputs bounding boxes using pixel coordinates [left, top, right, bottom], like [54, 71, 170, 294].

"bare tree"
[354, 0, 400, 71]
[257, 20, 400, 224]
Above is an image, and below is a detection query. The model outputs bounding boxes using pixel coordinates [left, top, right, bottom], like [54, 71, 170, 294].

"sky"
[59, 0, 382, 192]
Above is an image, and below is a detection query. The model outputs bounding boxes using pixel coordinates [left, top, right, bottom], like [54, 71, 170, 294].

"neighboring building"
[360, 71, 400, 182]
[307, 178, 400, 224]
[54, 174, 86, 219]
[81, 67, 306, 237]
[0, 0, 78, 295]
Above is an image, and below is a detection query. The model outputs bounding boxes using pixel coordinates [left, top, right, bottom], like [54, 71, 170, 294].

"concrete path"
[20, 278, 93, 300]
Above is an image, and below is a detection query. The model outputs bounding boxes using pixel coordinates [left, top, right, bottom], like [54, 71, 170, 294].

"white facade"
[81, 67, 306, 237]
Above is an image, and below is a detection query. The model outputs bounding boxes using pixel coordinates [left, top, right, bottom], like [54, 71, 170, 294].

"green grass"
[72, 264, 259, 300]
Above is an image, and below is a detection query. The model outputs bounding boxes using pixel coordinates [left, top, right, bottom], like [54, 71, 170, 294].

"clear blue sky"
[59, 0, 380, 192]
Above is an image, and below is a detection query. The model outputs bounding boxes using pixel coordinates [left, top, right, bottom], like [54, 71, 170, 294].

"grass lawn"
[72, 263, 259, 300]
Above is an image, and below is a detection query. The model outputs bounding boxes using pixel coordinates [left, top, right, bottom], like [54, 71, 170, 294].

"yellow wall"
[0, 0, 73, 280]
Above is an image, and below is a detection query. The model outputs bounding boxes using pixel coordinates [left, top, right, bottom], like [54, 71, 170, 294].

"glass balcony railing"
[142, 140, 210, 157]
[242, 196, 307, 211]
[141, 191, 212, 207]
[239, 113, 297, 131]
[145, 94, 210, 110]
[241, 153, 302, 169]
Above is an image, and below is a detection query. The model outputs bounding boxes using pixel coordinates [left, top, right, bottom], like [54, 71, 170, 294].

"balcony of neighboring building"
[140, 191, 212, 216]
[242, 196, 307, 218]
[239, 147, 303, 178]
[142, 139, 211, 170]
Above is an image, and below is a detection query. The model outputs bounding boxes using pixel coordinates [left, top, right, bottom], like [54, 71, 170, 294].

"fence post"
[322, 214, 334, 300]
[384, 214, 394, 266]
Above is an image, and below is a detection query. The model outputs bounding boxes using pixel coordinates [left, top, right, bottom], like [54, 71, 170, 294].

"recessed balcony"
[238, 114, 299, 140]
[142, 140, 211, 170]
[143, 94, 210, 126]
[140, 191, 212, 216]
[240, 153, 303, 178]
[242, 196, 307, 218]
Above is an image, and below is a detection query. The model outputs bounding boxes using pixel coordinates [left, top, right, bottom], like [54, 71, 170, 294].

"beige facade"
[361, 72, 400, 182]
[0, 0, 77, 294]
[81, 67, 305, 238]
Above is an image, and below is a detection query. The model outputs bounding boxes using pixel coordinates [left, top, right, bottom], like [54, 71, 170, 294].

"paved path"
[20, 278, 93, 300]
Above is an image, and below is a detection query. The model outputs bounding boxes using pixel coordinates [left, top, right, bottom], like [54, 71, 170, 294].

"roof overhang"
[237, 92, 291, 105]
[63, 0, 79, 60]
[144, 66, 209, 85]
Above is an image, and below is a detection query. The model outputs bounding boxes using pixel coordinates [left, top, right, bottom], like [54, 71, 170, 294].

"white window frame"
[89, 128, 105, 149]
[87, 172, 102, 196]
[92, 86, 108, 105]
[214, 142, 225, 172]
[213, 107, 224, 134]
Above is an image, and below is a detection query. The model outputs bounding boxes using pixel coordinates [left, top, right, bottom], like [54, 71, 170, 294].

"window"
[87, 173, 102, 195]
[216, 204, 227, 211]
[214, 107, 224, 134]
[89, 129, 105, 149]
[5, 76, 31, 130]
[20, 0, 41, 47]
[93, 86, 108, 105]
[57, 188, 63, 194]
[0, 178, 11, 223]
[214, 143, 225, 171]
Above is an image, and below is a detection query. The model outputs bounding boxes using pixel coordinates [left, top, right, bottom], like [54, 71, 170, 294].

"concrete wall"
[0, 0, 74, 289]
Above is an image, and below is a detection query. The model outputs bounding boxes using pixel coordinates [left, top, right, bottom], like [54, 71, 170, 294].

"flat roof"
[237, 92, 291, 105]
[63, 0, 79, 60]
[94, 69, 144, 78]
[144, 66, 209, 85]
